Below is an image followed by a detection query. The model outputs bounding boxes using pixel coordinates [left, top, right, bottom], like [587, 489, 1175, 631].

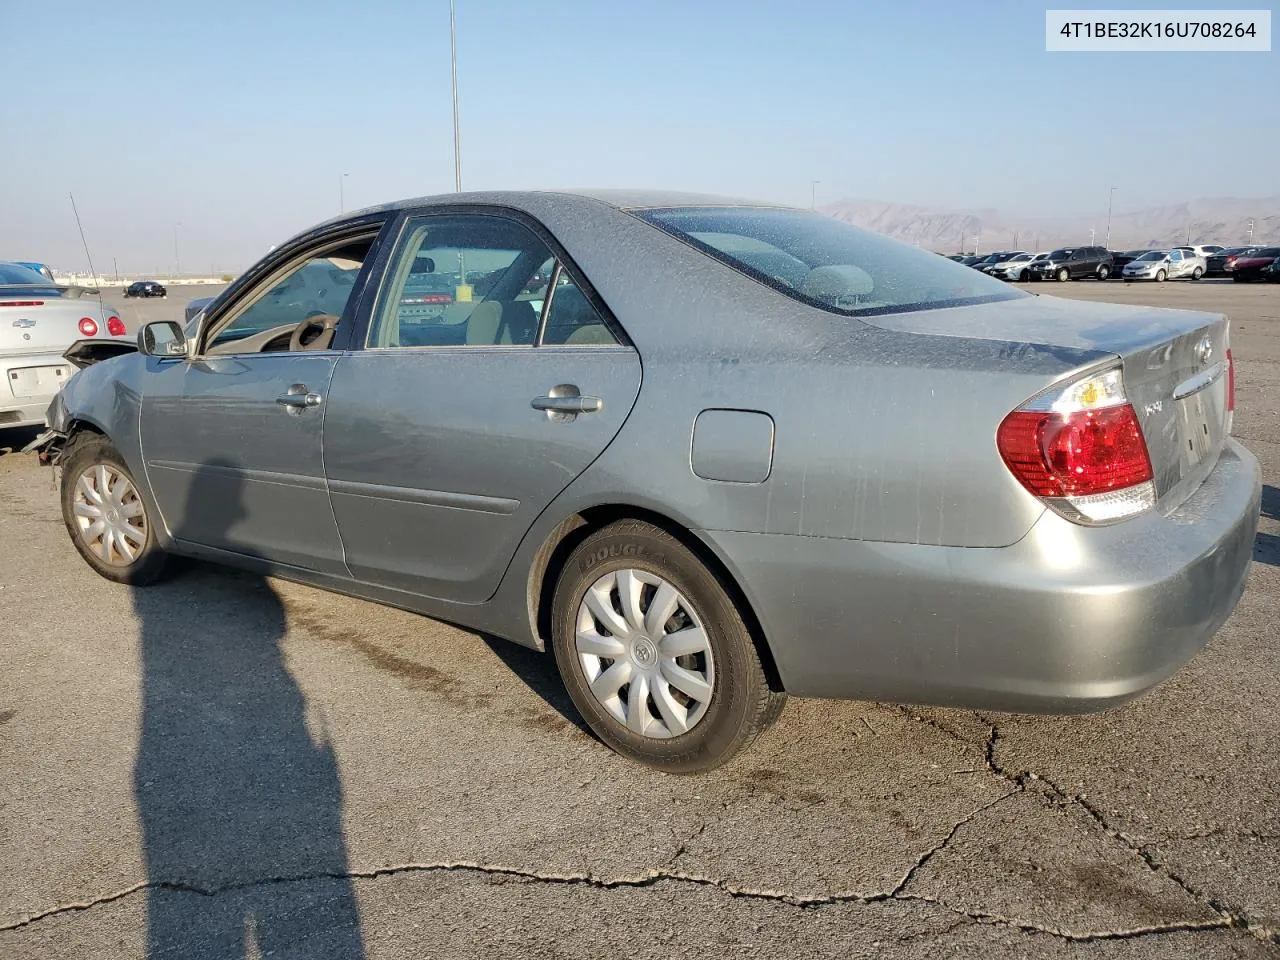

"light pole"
[450, 0, 462, 192]
[1247, 218, 1255, 244]
[810, 180, 821, 209]
[339, 172, 349, 213]
[1089, 226, 1096, 245]
[1104, 186, 1117, 249]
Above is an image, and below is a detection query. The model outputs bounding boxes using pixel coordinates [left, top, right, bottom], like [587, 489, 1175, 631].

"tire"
[550, 520, 784, 773]
[1097, 264, 1110, 280]
[59, 434, 171, 585]
[1056, 267, 1070, 282]
[1233, 273, 1246, 282]
[1156, 270, 1167, 282]
[1191, 267, 1203, 280]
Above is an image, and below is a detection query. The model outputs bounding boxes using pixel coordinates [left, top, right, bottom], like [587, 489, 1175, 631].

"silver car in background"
[30, 191, 1260, 772]
[987, 252, 1040, 281]
[0, 262, 131, 429]
[1122, 249, 1206, 281]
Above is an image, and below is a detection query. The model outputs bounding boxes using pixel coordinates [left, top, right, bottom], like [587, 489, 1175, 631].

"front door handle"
[276, 383, 323, 412]
[532, 384, 602, 421]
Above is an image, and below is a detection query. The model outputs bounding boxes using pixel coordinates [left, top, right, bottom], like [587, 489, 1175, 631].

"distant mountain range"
[819, 197, 1280, 253]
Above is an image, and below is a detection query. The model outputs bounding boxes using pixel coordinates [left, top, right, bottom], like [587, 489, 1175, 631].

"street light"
[810, 180, 821, 209]
[339, 172, 349, 213]
[451, 0, 462, 192]
[1104, 186, 1117, 249]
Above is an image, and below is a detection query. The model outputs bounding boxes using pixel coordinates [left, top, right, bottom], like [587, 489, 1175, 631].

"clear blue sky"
[2, 0, 1275, 273]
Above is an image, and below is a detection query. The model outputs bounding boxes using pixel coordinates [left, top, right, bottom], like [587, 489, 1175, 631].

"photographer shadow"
[132, 460, 364, 958]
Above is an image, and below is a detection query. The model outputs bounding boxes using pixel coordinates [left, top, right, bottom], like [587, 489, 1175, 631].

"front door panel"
[323, 346, 642, 602]
[139, 354, 346, 573]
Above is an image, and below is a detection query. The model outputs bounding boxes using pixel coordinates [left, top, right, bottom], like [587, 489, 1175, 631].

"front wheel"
[551, 520, 784, 772]
[59, 434, 171, 585]
[1097, 264, 1110, 280]
[1057, 267, 1070, 282]
[1156, 270, 1167, 282]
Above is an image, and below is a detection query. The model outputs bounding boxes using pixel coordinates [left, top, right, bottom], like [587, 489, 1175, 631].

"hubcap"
[72, 463, 146, 566]
[575, 569, 715, 739]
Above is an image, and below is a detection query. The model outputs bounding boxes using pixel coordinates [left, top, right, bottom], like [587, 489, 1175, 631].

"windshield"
[1136, 252, 1167, 261]
[1047, 249, 1071, 260]
[636, 207, 1024, 317]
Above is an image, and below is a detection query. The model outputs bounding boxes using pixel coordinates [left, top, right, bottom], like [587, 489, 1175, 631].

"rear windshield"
[0, 262, 55, 285]
[636, 207, 1024, 317]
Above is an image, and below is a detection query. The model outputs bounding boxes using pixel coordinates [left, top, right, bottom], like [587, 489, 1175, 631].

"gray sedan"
[32, 191, 1260, 771]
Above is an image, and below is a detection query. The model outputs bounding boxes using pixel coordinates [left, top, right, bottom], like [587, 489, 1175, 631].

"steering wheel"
[289, 312, 339, 351]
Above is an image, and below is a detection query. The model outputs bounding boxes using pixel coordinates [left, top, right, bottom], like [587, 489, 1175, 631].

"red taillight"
[78, 317, 99, 337]
[107, 315, 126, 337]
[0, 300, 45, 307]
[1226, 348, 1235, 413]
[998, 405, 1154, 498]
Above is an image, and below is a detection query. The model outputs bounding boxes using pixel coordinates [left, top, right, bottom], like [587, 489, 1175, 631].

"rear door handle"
[532, 384, 602, 420]
[531, 395, 602, 413]
[276, 384, 323, 411]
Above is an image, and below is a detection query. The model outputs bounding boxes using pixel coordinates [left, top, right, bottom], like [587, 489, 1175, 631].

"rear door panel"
[323, 346, 641, 602]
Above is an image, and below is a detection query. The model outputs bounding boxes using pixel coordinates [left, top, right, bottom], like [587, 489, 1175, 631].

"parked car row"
[948, 243, 1280, 283]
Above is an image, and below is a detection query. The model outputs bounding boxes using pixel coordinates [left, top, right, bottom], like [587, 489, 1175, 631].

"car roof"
[326, 189, 791, 227]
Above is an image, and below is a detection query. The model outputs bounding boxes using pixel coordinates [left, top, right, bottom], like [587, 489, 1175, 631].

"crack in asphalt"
[0, 856, 1239, 946]
[900, 709, 1280, 945]
[3, 707, 1273, 948]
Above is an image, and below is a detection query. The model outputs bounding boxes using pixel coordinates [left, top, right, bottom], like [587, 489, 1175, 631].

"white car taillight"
[997, 366, 1155, 525]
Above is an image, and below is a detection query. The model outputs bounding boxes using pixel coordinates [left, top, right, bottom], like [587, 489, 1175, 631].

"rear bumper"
[0, 351, 70, 428]
[700, 439, 1261, 713]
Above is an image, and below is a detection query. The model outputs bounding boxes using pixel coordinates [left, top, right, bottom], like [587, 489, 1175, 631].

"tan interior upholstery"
[464, 301, 503, 345]
[565, 324, 614, 345]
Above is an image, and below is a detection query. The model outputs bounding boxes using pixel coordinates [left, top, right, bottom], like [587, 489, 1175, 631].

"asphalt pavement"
[1, 280, 1277, 958]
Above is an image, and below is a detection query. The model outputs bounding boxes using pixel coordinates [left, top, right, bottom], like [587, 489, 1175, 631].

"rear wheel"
[59, 434, 171, 585]
[1056, 267, 1070, 282]
[1191, 267, 1204, 280]
[550, 520, 784, 772]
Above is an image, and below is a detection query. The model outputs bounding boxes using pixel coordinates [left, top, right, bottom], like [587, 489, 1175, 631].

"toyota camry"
[29, 190, 1261, 771]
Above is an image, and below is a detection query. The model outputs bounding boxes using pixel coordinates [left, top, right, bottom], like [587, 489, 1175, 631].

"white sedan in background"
[988, 252, 1047, 282]
[1122, 249, 1206, 282]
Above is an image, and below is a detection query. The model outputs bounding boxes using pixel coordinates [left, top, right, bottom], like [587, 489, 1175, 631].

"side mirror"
[138, 320, 188, 358]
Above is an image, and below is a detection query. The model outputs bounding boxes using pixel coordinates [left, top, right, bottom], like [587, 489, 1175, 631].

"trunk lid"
[865, 293, 1231, 511]
[0, 287, 117, 356]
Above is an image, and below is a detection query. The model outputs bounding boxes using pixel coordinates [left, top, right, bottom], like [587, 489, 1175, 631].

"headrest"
[800, 265, 875, 301]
